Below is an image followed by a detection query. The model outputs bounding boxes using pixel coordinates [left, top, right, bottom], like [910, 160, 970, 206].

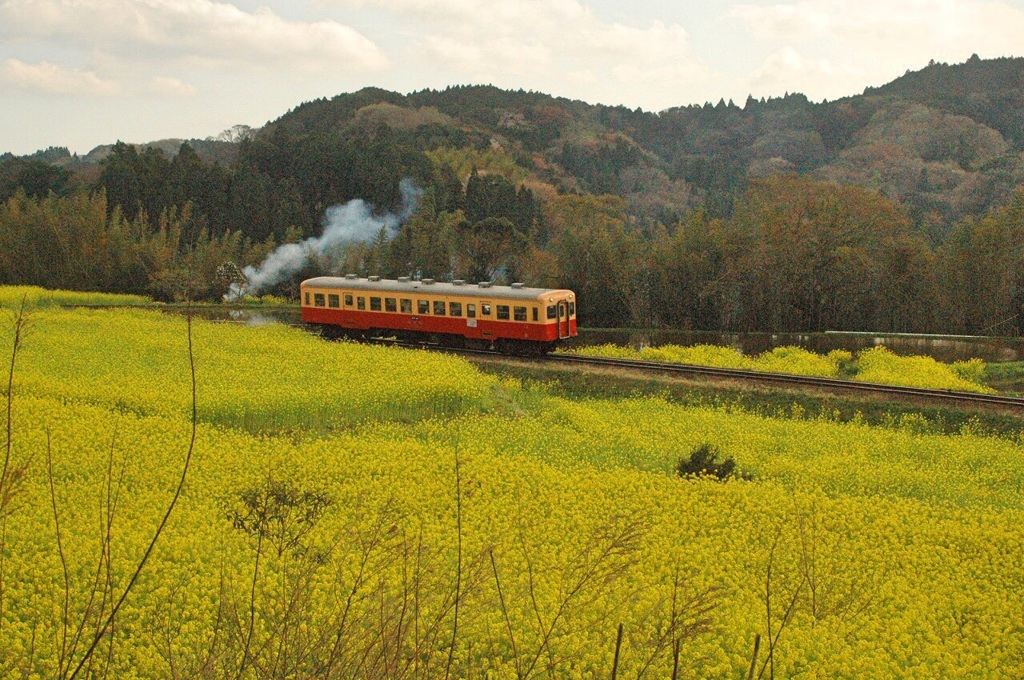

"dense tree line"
[2, 133, 1022, 336]
[4, 69, 1024, 338]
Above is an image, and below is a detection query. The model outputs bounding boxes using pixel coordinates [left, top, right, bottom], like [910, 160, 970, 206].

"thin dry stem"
[69, 306, 199, 679]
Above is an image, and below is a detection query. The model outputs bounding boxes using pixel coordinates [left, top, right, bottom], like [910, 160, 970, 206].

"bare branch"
[69, 305, 200, 679]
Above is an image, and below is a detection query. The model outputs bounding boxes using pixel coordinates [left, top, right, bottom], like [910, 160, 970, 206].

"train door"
[557, 301, 571, 339]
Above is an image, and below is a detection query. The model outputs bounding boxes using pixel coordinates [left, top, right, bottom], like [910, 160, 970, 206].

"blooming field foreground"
[564, 343, 995, 393]
[0, 285, 151, 308]
[1, 304, 1023, 678]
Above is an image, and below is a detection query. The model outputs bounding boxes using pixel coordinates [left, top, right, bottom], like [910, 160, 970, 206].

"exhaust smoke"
[229, 178, 422, 299]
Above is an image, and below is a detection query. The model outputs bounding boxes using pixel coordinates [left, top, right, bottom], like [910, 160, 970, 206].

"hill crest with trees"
[2, 56, 1024, 335]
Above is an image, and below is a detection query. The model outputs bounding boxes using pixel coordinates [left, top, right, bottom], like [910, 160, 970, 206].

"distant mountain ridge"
[254, 56, 1024, 231]
[13, 55, 1024, 233]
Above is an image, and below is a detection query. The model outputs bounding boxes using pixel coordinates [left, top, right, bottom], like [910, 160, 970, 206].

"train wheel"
[495, 339, 542, 356]
[438, 334, 467, 350]
[318, 324, 343, 340]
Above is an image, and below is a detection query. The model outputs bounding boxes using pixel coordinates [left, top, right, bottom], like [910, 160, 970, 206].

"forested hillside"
[2, 56, 1024, 334]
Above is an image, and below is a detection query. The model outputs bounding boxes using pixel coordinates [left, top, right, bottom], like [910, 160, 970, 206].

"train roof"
[302, 276, 574, 302]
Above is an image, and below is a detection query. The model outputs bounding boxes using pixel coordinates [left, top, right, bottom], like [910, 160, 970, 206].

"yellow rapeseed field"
[1, 296, 1022, 678]
[0, 285, 151, 308]
[566, 342, 995, 393]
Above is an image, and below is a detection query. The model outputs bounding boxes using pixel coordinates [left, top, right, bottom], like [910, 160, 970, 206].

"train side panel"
[299, 278, 577, 349]
[302, 305, 575, 342]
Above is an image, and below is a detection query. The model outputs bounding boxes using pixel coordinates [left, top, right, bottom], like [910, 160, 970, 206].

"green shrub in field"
[675, 442, 753, 480]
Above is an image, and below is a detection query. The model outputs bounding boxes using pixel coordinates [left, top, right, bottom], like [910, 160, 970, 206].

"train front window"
[467, 304, 476, 318]
[344, 294, 353, 307]
[449, 302, 462, 317]
[497, 305, 510, 320]
[385, 298, 397, 312]
[357, 297, 366, 310]
[328, 294, 340, 308]
[433, 301, 446, 316]
[546, 305, 556, 319]
[513, 306, 527, 322]
[314, 293, 326, 307]
[370, 297, 382, 311]
[401, 299, 412, 313]
[481, 304, 491, 316]
[569, 302, 575, 317]
[418, 300, 429, 314]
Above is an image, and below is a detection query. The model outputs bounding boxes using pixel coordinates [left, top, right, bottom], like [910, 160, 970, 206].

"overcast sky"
[2, 0, 1023, 156]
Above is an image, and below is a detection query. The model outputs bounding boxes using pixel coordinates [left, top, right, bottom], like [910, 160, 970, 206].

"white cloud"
[730, 0, 1024, 100]
[731, 0, 1024, 59]
[1, 58, 120, 95]
[333, 0, 710, 106]
[0, 0, 390, 72]
[743, 47, 864, 100]
[148, 75, 198, 97]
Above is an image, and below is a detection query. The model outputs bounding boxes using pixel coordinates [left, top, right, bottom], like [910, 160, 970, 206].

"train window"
[546, 305, 556, 319]
[401, 299, 412, 313]
[418, 300, 430, 314]
[385, 298, 397, 312]
[370, 297, 382, 311]
[314, 293, 326, 307]
[344, 294, 353, 307]
[304, 292, 310, 305]
[532, 307, 539, 321]
[481, 304, 491, 316]
[328, 294, 340, 308]
[513, 306, 527, 322]
[433, 300, 446, 316]
[497, 305, 510, 320]
[569, 302, 576, 317]
[449, 302, 462, 317]
[467, 304, 476, 318]
[357, 297, 366, 310]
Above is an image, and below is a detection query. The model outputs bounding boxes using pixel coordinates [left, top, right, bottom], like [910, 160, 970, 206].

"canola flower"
[564, 342, 994, 393]
[853, 345, 996, 393]
[0, 285, 150, 308]
[13, 307, 494, 432]
[0, 300, 1022, 678]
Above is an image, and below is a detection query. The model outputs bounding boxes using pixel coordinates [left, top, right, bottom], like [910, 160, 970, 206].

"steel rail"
[545, 353, 1024, 409]
[356, 338, 1024, 409]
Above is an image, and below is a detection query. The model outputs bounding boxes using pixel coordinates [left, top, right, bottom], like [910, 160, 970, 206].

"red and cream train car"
[301, 275, 577, 354]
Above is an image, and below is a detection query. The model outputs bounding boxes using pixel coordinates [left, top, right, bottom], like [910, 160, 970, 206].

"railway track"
[55, 305, 1022, 409]
[129, 308, 1021, 411]
[544, 353, 1024, 409]
[349, 336, 1024, 410]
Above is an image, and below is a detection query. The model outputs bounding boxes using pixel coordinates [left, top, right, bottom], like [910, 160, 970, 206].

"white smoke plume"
[232, 178, 422, 299]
